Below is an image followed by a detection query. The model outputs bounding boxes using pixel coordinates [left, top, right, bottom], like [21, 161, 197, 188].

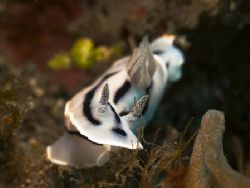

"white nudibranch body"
[46, 35, 185, 168]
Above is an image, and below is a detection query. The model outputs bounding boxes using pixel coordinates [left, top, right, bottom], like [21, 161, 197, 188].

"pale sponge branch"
[185, 110, 250, 188]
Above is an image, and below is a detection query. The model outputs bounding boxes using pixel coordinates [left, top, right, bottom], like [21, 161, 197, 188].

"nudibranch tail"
[162, 34, 176, 44]
[151, 34, 184, 82]
[46, 132, 110, 168]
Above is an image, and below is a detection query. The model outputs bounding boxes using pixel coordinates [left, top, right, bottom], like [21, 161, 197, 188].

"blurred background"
[0, 0, 250, 187]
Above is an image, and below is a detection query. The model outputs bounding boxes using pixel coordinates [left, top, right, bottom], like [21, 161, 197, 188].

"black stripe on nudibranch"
[112, 127, 127, 137]
[83, 71, 118, 126]
[142, 82, 153, 115]
[84, 88, 101, 125]
[64, 126, 102, 146]
[114, 80, 131, 104]
[153, 49, 164, 55]
[107, 102, 121, 124]
[119, 111, 129, 116]
[102, 72, 119, 81]
[166, 62, 170, 69]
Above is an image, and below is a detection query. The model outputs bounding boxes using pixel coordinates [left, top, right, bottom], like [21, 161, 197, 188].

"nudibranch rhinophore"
[46, 35, 185, 168]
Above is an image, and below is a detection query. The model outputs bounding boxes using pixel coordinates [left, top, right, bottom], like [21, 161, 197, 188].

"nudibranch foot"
[47, 132, 110, 168]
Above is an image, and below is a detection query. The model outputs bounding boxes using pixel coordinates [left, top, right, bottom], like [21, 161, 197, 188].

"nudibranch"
[47, 35, 185, 168]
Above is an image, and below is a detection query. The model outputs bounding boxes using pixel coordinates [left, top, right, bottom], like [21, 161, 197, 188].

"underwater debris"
[185, 110, 250, 188]
[58, 126, 188, 188]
